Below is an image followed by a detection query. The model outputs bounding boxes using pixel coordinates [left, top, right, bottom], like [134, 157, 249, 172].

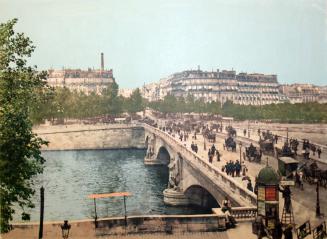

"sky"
[1, 0, 327, 88]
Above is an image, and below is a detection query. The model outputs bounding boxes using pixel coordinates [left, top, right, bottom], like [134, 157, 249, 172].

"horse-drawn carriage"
[259, 139, 274, 155]
[289, 139, 299, 155]
[261, 131, 274, 141]
[276, 142, 296, 158]
[224, 136, 236, 152]
[210, 123, 223, 132]
[301, 162, 327, 187]
[203, 128, 216, 143]
[243, 144, 262, 163]
[226, 126, 237, 137]
[206, 132, 216, 143]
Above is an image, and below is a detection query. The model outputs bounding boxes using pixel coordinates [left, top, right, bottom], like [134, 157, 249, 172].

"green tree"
[127, 88, 144, 113]
[0, 19, 48, 232]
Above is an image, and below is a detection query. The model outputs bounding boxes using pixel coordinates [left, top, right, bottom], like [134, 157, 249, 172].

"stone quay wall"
[3, 215, 227, 239]
[34, 124, 146, 151]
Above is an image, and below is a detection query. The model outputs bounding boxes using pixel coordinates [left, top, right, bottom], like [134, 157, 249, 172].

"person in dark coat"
[275, 135, 278, 144]
[216, 149, 221, 162]
[230, 161, 235, 177]
[279, 186, 291, 213]
[283, 224, 293, 239]
[273, 221, 283, 239]
[235, 160, 241, 177]
[247, 180, 253, 192]
[211, 144, 216, 156]
[317, 147, 322, 158]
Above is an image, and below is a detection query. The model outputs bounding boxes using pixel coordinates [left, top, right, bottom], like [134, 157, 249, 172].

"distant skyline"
[1, 0, 326, 88]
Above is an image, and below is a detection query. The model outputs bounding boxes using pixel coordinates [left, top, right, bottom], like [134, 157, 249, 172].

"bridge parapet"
[141, 123, 257, 207]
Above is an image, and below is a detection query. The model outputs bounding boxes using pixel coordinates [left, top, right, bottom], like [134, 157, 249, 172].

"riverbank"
[34, 123, 146, 150]
[2, 214, 256, 239]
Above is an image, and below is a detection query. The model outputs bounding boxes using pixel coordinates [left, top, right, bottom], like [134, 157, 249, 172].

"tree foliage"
[34, 86, 147, 122]
[149, 97, 327, 123]
[0, 19, 48, 232]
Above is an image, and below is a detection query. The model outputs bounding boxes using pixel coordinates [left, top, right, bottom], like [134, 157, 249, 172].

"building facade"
[47, 53, 115, 95]
[279, 84, 327, 104]
[142, 68, 288, 105]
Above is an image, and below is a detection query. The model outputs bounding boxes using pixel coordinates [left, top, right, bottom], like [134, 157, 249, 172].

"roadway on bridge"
[167, 127, 326, 226]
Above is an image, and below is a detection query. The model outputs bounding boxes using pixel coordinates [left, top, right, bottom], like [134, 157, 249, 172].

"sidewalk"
[172, 130, 326, 225]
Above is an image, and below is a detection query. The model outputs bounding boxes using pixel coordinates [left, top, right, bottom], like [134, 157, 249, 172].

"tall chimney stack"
[101, 53, 104, 71]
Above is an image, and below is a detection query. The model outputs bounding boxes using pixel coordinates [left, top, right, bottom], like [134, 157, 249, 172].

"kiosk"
[255, 165, 280, 237]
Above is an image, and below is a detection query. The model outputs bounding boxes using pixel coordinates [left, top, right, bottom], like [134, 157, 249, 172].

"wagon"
[278, 156, 299, 179]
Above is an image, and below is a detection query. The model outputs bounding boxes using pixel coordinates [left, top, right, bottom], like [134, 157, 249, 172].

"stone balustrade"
[141, 123, 257, 207]
[231, 206, 257, 220]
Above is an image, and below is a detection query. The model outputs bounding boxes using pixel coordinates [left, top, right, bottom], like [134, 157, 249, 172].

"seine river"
[15, 149, 208, 222]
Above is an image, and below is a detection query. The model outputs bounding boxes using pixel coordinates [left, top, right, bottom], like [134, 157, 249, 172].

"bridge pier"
[163, 189, 190, 206]
[144, 134, 172, 165]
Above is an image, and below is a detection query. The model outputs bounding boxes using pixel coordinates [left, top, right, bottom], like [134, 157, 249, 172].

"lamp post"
[61, 220, 71, 239]
[314, 177, 321, 217]
[239, 142, 243, 165]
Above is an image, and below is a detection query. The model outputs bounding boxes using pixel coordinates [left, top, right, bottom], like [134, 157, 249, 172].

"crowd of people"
[222, 160, 242, 177]
[146, 118, 326, 239]
[207, 144, 222, 163]
[190, 142, 198, 153]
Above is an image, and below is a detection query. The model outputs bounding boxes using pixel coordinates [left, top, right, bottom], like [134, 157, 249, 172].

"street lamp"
[239, 142, 243, 165]
[314, 177, 321, 217]
[61, 220, 71, 239]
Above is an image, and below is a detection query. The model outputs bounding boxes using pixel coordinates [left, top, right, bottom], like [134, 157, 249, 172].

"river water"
[15, 149, 208, 222]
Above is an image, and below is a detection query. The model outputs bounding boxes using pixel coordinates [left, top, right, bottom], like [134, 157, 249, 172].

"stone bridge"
[142, 123, 257, 209]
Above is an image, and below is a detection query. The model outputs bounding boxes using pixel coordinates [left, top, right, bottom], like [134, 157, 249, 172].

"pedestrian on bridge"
[230, 161, 236, 177]
[247, 180, 253, 192]
[208, 149, 213, 163]
[221, 197, 232, 213]
[216, 149, 221, 162]
[179, 133, 183, 142]
[242, 163, 248, 176]
[311, 144, 316, 156]
[225, 161, 231, 175]
[235, 160, 241, 177]
[295, 171, 303, 190]
[317, 147, 322, 158]
[209, 154, 213, 164]
[211, 144, 216, 155]
[243, 129, 247, 137]
[275, 135, 278, 144]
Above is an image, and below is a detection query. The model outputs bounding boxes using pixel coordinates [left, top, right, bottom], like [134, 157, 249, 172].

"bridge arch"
[184, 185, 220, 209]
[156, 146, 171, 165]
